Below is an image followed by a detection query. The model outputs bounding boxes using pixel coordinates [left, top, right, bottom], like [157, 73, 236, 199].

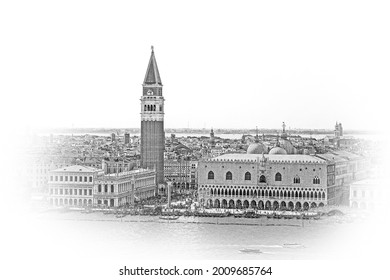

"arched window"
[226, 171, 232, 180]
[208, 171, 214, 180]
[293, 176, 300, 184]
[259, 175, 266, 183]
[244, 172, 251, 180]
[275, 172, 282, 181]
[313, 176, 320, 184]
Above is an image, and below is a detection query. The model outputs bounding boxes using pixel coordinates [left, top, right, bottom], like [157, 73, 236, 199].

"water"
[26, 211, 371, 260]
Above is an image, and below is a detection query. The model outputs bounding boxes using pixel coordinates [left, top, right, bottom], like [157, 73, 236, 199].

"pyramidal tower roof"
[143, 46, 162, 86]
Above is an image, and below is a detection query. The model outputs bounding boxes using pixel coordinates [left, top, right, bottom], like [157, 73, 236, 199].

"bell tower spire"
[143, 46, 162, 87]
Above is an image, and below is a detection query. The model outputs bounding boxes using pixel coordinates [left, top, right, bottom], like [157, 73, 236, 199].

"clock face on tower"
[147, 89, 153, 96]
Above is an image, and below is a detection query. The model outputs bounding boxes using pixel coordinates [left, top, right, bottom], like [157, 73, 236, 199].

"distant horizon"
[29, 126, 380, 135]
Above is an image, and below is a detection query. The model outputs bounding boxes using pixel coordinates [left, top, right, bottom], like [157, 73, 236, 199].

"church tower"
[140, 46, 165, 184]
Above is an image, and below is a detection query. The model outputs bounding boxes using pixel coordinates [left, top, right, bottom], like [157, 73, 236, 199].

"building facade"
[164, 159, 198, 193]
[197, 154, 329, 210]
[349, 179, 382, 210]
[93, 169, 156, 207]
[47, 165, 104, 207]
[140, 46, 165, 184]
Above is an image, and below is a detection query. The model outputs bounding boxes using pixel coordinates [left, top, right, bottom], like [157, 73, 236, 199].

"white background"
[1, 0, 389, 131]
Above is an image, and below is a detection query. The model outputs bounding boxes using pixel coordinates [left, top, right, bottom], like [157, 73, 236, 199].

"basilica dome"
[269, 146, 287, 155]
[279, 139, 298, 154]
[247, 143, 267, 154]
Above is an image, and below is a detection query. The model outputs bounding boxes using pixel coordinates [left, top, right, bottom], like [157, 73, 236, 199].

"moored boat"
[239, 248, 262, 254]
[283, 243, 304, 248]
[159, 216, 179, 220]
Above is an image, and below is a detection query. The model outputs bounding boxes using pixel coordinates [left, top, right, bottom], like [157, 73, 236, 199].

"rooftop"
[103, 168, 155, 178]
[315, 153, 348, 163]
[210, 154, 326, 164]
[52, 165, 101, 173]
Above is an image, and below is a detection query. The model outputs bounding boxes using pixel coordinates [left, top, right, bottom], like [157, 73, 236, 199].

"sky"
[2, 0, 389, 132]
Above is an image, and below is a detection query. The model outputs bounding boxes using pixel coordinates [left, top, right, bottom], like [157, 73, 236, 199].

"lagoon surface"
[20, 210, 379, 260]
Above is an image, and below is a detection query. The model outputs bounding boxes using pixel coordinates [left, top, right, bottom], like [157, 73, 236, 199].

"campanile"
[140, 46, 165, 184]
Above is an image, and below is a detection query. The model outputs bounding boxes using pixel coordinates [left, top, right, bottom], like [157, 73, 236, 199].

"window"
[89, 177, 93, 182]
[70, 176, 73, 182]
[259, 175, 266, 183]
[244, 172, 251, 180]
[60, 176, 63, 181]
[84, 176, 87, 182]
[70, 189, 73, 195]
[111, 185, 114, 193]
[60, 189, 63, 195]
[98, 184, 101, 192]
[293, 176, 300, 184]
[50, 176, 53, 181]
[208, 171, 214, 180]
[313, 176, 320, 184]
[89, 189, 92, 196]
[84, 189, 87, 195]
[79, 176, 82, 182]
[55, 176, 58, 181]
[104, 185, 108, 192]
[226, 171, 232, 180]
[65, 176, 68, 182]
[75, 176, 78, 182]
[275, 172, 282, 181]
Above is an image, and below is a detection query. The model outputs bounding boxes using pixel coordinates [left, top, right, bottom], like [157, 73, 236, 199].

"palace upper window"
[244, 172, 251, 180]
[275, 172, 282, 181]
[226, 171, 232, 180]
[259, 175, 266, 183]
[313, 176, 320, 184]
[208, 171, 214, 180]
[293, 176, 300, 184]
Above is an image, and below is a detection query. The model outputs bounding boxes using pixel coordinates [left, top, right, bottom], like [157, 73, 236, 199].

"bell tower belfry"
[140, 46, 165, 184]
